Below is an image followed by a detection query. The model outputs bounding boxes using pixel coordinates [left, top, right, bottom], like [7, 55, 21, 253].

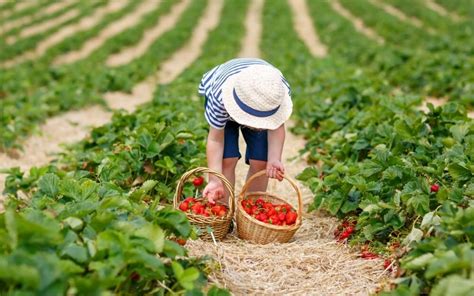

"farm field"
[0, 0, 473, 295]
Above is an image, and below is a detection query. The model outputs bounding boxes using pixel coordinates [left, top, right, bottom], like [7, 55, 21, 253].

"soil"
[330, 0, 385, 45]
[2, 0, 75, 33]
[2, 0, 128, 67]
[53, 0, 160, 65]
[238, 0, 263, 58]
[288, 0, 328, 58]
[106, 0, 192, 67]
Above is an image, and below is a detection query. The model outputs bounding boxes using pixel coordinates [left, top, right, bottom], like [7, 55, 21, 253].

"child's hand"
[203, 180, 225, 204]
[266, 160, 285, 181]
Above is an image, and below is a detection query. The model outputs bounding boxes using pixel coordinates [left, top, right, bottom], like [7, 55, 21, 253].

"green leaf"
[448, 163, 472, 182]
[135, 224, 164, 253]
[450, 124, 470, 143]
[207, 286, 230, 296]
[0, 258, 40, 289]
[172, 261, 184, 279]
[179, 267, 200, 290]
[431, 275, 474, 296]
[402, 228, 423, 246]
[296, 167, 319, 182]
[63, 217, 84, 231]
[406, 194, 429, 215]
[61, 244, 88, 263]
[404, 253, 435, 270]
[38, 173, 60, 197]
[425, 250, 464, 279]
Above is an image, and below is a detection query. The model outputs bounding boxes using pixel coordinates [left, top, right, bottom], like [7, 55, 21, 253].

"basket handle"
[173, 167, 235, 216]
[239, 170, 303, 220]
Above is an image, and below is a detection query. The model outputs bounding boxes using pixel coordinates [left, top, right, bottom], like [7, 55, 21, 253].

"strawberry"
[257, 213, 268, 222]
[211, 205, 222, 215]
[278, 212, 286, 221]
[285, 211, 297, 225]
[384, 259, 393, 271]
[255, 198, 265, 207]
[176, 238, 187, 246]
[361, 251, 378, 259]
[130, 272, 140, 281]
[218, 209, 226, 217]
[179, 202, 189, 212]
[338, 230, 350, 241]
[191, 202, 203, 215]
[430, 184, 440, 193]
[250, 205, 259, 215]
[269, 215, 279, 224]
[184, 197, 196, 204]
[193, 177, 204, 187]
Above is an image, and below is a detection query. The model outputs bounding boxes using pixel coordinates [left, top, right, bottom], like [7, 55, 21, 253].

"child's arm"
[267, 124, 285, 181]
[203, 127, 225, 203]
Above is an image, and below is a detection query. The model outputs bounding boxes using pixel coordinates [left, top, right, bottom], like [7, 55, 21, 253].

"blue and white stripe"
[198, 58, 290, 129]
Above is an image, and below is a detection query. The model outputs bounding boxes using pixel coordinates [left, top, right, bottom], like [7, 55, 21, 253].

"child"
[198, 58, 292, 204]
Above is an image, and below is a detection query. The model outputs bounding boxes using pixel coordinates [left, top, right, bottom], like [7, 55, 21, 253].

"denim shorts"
[223, 120, 268, 164]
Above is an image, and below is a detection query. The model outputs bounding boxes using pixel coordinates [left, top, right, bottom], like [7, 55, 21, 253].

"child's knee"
[223, 157, 239, 171]
[249, 159, 267, 171]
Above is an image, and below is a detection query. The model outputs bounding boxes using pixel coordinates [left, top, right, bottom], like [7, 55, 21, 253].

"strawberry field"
[0, 0, 473, 295]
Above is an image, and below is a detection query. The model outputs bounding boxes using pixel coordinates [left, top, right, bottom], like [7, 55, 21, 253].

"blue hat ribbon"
[233, 88, 280, 118]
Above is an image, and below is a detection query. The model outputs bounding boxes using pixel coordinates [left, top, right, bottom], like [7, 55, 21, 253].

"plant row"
[0, 0, 203, 149]
[262, 0, 473, 294]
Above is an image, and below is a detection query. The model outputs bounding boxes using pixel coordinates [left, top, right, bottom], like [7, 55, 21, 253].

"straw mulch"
[186, 123, 392, 295]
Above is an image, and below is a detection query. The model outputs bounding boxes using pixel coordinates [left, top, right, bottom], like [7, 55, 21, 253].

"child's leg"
[222, 157, 239, 189]
[247, 159, 268, 192]
[241, 126, 269, 192]
[221, 121, 241, 204]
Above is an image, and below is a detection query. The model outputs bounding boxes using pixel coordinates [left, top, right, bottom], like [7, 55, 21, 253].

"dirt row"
[368, 0, 436, 34]
[288, 0, 327, 58]
[2, 0, 75, 34]
[53, 0, 161, 65]
[2, 0, 128, 67]
[330, 0, 385, 45]
[185, 2, 388, 294]
[105, 0, 191, 67]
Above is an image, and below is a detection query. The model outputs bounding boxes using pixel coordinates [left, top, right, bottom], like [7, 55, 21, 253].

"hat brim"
[221, 73, 293, 130]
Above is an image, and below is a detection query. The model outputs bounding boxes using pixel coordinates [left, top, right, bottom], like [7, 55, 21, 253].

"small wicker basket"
[173, 167, 235, 241]
[236, 170, 303, 244]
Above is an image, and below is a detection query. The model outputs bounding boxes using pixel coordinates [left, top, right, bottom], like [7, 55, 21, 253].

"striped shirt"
[198, 58, 290, 129]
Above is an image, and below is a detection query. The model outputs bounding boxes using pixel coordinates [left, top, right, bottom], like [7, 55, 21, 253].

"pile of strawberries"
[179, 197, 228, 218]
[241, 197, 298, 226]
[334, 219, 357, 241]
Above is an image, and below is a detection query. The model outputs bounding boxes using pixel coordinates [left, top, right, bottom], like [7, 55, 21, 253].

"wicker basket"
[173, 167, 235, 241]
[236, 170, 303, 244]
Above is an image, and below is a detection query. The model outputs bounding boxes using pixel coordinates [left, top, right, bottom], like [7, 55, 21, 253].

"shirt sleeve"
[198, 65, 219, 96]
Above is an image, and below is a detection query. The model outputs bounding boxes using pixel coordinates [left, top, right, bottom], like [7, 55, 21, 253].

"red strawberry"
[430, 184, 440, 193]
[179, 202, 189, 211]
[184, 197, 196, 204]
[255, 198, 265, 207]
[285, 211, 297, 225]
[193, 177, 204, 187]
[211, 205, 222, 215]
[278, 212, 286, 221]
[176, 238, 187, 246]
[384, 259, 392, 271]
[130, 272, 140, 281]
[250, 205, 259, 215]
[361, 251, 378, 259]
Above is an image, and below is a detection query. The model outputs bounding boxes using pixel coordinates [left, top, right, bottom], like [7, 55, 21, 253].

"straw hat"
[221, 64, 292, 130]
